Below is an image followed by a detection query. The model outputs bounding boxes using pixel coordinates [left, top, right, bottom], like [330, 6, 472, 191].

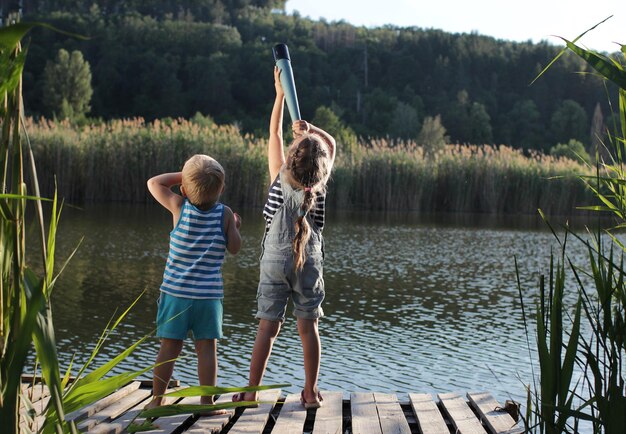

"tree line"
[21, 0, 619, 152]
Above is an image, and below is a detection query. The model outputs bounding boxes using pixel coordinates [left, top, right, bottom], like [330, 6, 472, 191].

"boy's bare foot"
[197, 397, 228, 417]
[196, 408, 229, 417]
[143, 397, 164, 410]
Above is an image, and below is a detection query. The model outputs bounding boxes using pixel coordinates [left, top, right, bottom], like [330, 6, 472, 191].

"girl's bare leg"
[297, 318, 321, 404]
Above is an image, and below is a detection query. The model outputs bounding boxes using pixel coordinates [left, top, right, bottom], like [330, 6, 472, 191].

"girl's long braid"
[288, 136, 329, 271]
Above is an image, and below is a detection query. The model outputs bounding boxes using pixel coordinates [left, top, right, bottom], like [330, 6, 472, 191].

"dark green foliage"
[550, 99, 588, 148]
[20, 3, 614, 149]
[42, 48, 93, 120]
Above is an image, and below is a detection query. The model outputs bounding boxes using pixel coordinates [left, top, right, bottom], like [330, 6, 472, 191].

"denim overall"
[256, 171, 325, 322]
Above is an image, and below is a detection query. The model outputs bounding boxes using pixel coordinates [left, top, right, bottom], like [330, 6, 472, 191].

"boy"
[145, 154, 241, 411]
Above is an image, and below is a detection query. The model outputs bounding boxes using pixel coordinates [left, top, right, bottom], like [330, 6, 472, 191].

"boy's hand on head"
[274, 67, 284, 97]
[292, 120, 310, 138]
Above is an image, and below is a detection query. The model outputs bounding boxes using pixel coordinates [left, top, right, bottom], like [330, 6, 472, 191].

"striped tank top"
[263, 176, 326, 231]
[159, 200, 226, 299]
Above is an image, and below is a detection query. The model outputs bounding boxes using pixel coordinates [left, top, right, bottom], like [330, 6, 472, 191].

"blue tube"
[273, 43, 302, 122]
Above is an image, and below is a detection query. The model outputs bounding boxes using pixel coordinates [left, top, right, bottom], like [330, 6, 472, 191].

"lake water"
[45, 204, 595, 405]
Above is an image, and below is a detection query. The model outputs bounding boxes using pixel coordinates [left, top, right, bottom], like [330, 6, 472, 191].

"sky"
[285, 0, 625, 53]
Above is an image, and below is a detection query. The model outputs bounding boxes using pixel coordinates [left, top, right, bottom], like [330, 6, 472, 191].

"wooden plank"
[408, 393, 449, 434]
[467, 392, 523, 434]
[20, 394, 51, 431]
[76, 388, 151, 431]
[226, 388, 281, 434]
[138, 379, 180, 388]
[374, 393, 411, 434]
[351, 392, 382, 434]
[19, 407, 48, 433]
[33, 395, 50, 416]
[89, 387, 182, 434]
[439, 392, 487, 434]
[185, 392, 237, 434]
[21, 383, 50, 405]
[65, 381, 141, 422]
[271, 393, 308, 434]
[312, 391, 343, 434]
[21, 416, 46, 433]
[137, 396, 200, 434]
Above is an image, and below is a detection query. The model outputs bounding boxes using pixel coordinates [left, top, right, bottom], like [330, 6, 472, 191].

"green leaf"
[70, 333, 151, 393]
[0, 193, 52, 201]
[0, 198, 15, 220]
[0, 270, 46, 430]
[62, 370, 151, 415]
[0, 47, 27, 98]
[162, 383, 291, 398]
[127, 421, 159, 433]
[559, 299, 581, 405]
[530, 15, 613, 85]
[69, 291, 146, 391]
[0, 21, 88, 50]
[577, 205, 614, 212]
[31, 275, 66, 424]
[138, 400, 263, 419]
[559, 38, 626, 88]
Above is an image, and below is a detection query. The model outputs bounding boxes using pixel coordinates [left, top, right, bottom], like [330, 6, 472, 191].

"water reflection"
[47, 204, 597, 403]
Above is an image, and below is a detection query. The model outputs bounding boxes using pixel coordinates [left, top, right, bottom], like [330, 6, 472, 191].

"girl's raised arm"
[308, 124, 337, 165]
[268, 67, 286, 183]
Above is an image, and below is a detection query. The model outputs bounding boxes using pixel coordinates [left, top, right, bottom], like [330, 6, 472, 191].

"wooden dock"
[19, 381, 523, 433]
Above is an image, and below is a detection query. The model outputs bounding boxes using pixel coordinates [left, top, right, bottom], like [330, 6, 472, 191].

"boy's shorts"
[156, 292, 223, 340]
[256, 252, 325, 322]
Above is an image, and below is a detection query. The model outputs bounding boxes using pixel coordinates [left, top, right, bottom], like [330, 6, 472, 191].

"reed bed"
[333, 140, 592, 214]
[26, 118, 592, 214]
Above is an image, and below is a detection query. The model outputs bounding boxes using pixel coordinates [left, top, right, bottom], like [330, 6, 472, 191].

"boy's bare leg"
[297, 318, 321, 404]
[195, 338, 228, 415]
[237, 319, 281, 401]
[146, 338, 184, 409]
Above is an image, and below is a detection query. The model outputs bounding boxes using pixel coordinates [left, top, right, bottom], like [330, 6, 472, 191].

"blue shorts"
[156, 292, 223, 340]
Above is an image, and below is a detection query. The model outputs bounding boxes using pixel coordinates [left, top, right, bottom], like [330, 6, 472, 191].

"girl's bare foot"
[232, 392, 259, 408]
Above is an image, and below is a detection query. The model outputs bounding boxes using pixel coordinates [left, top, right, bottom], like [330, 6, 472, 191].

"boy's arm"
[268, 67, 286, 183]
[147, 172, 184, 225]
[223, 206, 242, 254]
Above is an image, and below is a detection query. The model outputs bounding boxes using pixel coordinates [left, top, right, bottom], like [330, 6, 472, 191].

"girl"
[233, 67, 336, 409]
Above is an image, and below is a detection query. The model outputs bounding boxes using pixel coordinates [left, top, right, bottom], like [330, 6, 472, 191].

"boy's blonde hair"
[182, 154, 225, 209]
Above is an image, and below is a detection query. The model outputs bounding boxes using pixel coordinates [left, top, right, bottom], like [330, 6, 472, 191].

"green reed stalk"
[0, 22, 67, 433]
[522, 19, 626, 433]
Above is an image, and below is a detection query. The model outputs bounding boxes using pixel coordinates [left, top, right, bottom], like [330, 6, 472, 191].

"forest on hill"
[20, 0, 619, 151]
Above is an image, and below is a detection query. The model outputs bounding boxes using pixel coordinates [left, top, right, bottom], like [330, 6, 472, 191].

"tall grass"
[26, 117, 268, 207]
[26, 118, 592, 215]
[520, 20, 626, 434]
[1, 22, 69, 433]
[333, 140, 591, 214]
